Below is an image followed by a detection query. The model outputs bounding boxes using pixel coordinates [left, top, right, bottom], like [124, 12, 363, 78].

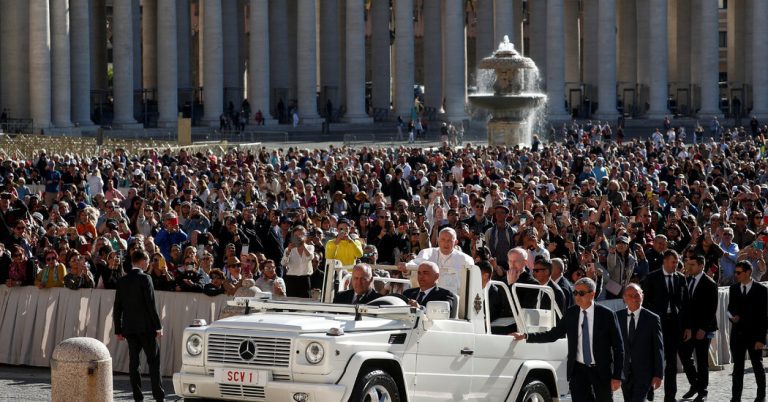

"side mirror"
[425, 301, 450, 321]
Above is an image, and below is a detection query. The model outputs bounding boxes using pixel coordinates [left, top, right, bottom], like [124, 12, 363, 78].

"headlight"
[186, 334, 203, 356]
[305, 342, 325, 364]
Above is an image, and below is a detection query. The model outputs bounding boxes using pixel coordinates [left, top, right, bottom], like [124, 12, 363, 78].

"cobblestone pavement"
[0, 360, 762, 401]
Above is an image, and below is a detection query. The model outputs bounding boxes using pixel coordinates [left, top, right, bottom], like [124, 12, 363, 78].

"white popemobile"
[173, 261, 568, 401]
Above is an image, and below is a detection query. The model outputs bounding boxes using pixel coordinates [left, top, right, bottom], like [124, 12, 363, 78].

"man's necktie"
[628, 312, 637, 344]
[582, 311, 592, 365]
[666, 275, 673, 294]
[352, 294, 359, 304]
[743, 285, 747, 296]
[417, 291, 426, 305]
[687, 276, 695, 296]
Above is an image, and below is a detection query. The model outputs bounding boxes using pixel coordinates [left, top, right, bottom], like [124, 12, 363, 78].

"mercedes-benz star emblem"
[239, 340, 257, 361]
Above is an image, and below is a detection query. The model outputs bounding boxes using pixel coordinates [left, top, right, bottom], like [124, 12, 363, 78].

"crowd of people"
[1, 117, 768, 398]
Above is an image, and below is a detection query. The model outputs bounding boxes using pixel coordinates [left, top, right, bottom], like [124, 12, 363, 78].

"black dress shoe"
[681, 388, 698, 399]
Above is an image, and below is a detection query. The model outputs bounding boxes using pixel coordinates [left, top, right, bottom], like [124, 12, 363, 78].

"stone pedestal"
[487, 119, 530, 147]
[51, 337, 113, 402]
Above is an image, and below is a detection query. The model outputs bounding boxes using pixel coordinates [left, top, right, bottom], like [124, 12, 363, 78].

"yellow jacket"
[324, 238, 364, 266]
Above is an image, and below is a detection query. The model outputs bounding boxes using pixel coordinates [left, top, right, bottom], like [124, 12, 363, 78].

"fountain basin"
[468, 94, 546, 111]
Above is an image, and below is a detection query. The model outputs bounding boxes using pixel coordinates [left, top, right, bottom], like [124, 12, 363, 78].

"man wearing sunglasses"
[511, 277, 624, 402]
[727, 261, 767, 401]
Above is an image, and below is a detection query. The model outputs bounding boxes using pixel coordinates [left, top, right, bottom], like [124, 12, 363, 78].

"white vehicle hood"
[210, 313, 412, 333]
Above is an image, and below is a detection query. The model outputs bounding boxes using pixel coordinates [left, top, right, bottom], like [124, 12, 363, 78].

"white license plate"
[213, 368, 268, 385]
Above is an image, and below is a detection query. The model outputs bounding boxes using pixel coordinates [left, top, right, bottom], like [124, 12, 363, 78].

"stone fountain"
[469, 36, 547, 146]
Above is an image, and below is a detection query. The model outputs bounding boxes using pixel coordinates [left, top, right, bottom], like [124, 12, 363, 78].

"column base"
[750, 111, 768, 121]
[697, 110, 723, 120]
[32, 122, 52, 133]
[75, 124, 101, 135]
[442, 113, 469, 123]
[547, 112, 572, 123]
[298, 116, 325, 125]
[343, 115, 373, 124]
[157, 120, 179, 128]
[646, 111, 671, 120]
[113, 120, 144, 129]
[593, 112, 620, 122]
[53, 121, 73, 129]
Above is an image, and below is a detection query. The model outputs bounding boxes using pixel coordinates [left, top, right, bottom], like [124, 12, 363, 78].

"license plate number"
[213, 368, 268, 385]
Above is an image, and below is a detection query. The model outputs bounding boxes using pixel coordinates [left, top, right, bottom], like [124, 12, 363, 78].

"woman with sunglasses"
[35, 250, 67, 288]
[4, 245, 36, 287]
[95, 249, 124, 289]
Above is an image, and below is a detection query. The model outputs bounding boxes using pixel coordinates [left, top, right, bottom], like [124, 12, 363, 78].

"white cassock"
[406, 247, 474, 296]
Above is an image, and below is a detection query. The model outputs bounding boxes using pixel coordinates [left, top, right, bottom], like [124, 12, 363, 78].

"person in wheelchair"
[332, 263, 381, 305]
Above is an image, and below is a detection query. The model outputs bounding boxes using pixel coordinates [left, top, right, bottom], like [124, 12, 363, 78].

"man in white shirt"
[281, 225, 315, 298]
[397, 227, 473, 296]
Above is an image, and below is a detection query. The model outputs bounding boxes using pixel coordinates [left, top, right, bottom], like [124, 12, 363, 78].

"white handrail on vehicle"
[227, 297, 418, 317]
[509, 282, 563, 333]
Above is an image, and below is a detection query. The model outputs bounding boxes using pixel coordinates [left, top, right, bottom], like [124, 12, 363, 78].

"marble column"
[563, 0, 578, 117]
[177, 0, 192, 90]
[30, 0, 52, 130]
[113, 0, 139, 126]
[495, 0, 515, 45]
[157, 0, 178, 127]
[222, 0, 241, 108]
[249, 0, 275, 124]
[320, 0, 341, 113]
[546, 0, 569, 121]
[132, 0, 142, 96]
[617, 0, 636, 114]
[70, 0, 93, 127]
[647, 0, 670, 119]
[476, 0, 494, 72]
[594, 0, 618, 120]
[635, 0, 649, 110]
[422, 0, 442, 112]
[727, 0, 746, 88]
[393, 0, 414, 120]
[269, 0, 289, 119]
[202, 0, 224, 126]
[345, 0, 372, 123]
[698, 0, 722, 117]
[527, 0, 546, 76]
[752, 0, 768, 118]
[90, 0, 107, 91]
[297, 0, 321, 123]
[142, 0, 157, 91]
[675, 0, 692, 112]
[512, 0, 524, 50]
[370, 0, 391, 112]
[51, 0, 72, 128]
[443, 0, 467, 122]
[581, 0, 598, 104]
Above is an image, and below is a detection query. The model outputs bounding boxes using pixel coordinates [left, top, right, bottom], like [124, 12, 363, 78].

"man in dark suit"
[617, 283, 664, 402]
[679, 254, 718, 401]
[478, 261, 514, 334]
[641, 249, 686, 401]
[506, 247, 539, 308]
[114, 250, 164, 402]
[531, 256, 566, 314]
[511, 277, 624, 402]
[552, 258, 574, 309]
[403, 261, 457, 318]
[728, 261, 767, 401]
[333, 263, 381, 304]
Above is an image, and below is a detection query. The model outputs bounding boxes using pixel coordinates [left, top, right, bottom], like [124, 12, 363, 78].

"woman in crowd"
[35, 250, 67, 288]
[4, 244, 37, 287]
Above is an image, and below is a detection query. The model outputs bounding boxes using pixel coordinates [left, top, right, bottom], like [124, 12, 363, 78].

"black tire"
[516, 379, 552, 402]
[349, 369, 401, 402]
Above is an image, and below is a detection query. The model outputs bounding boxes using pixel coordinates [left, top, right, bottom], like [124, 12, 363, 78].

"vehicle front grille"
[219, 384, 266, 400]
[207, 334, 292, 367]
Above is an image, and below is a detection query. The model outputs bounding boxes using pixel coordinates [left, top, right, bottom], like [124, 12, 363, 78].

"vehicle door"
[411, 317, 475, 400]
[470, 282, 567, 400]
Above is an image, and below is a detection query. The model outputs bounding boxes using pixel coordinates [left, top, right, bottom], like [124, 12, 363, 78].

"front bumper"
[173, 372, 347, 401]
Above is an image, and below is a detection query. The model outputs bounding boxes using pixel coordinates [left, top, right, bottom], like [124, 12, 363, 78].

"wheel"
[349, 369, 401, 402]
[516, 380, 551, 402]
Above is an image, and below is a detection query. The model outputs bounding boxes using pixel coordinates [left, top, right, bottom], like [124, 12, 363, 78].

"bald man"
[403, 261, 457, 318]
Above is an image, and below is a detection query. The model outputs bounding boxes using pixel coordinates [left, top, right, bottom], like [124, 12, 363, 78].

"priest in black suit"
[727, 261, 767, 401]
[641, 249, 686, 401]
[511, 277, 624, 402]
[403, 261, 457, 318]
[679, 254, 719, 401]
[333, 263, 381, 304]
[616, 283, 664, 402]
[114, 250, 165, 402]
